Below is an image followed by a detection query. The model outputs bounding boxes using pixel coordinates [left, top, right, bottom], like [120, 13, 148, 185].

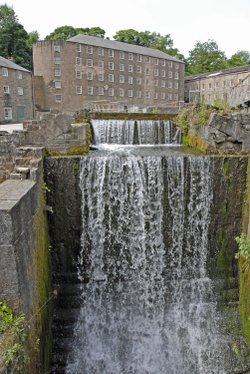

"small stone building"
[0, 56, 34, 123]
[185, 65, 250, 108]
[33, 35, 185, 113]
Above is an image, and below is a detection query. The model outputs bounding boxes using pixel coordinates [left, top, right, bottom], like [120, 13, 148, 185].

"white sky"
[3, 0, 250, 58]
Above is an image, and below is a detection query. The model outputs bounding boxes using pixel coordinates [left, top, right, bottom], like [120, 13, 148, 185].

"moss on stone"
[238, 158, 250, 347]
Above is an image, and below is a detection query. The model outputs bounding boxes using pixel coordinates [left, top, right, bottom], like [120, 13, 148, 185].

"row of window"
[73, 59, 180, 78]
[55, 88, 179, 101]
[54, 44, 180, 68]
[190, 77, 250, 91]
[3, 85, 24, 95]
[54, 77, 179, 89]
[1, 67, 23, 79]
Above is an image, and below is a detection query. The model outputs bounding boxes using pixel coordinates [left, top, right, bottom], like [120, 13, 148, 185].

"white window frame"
[75, 57, 82, 65]
[108, 61, 114, 70]
[76, 86, 82, 94]
[128, 76, 133, 84]
[16, 70, 22, 79]
[55, 69, 61, 77]
[54, 45, 61, 52]
[76, 44, 81, 52]
[108, 74, 114, 83]
[128, 89, 133, 97]
[108, 87, 114, 96]
[87, 70, 93, 80]
[128, 53, 133, 60]
[108, 49, 114, 57]
[119, 88, 125, 97]
[119, 75, 125, 83]
[75, 70, 82, 79]
[137, 55, 142, 62]
[136, 90, 142, 98]
[98, 60, 104, 68]
[55, 94, 62, 103]
[120, 51, 125, 59]
[54, 81, 61, 89]
[128, 65, 133, 73]
[87, 59, 93, 67]
[54, 57, 61, 64]
[87, 87, 94, 95]
[98, 73, 104, 82]
[17, 87, 23, 95]
[87, 45, 93, 54]
[161, 81, 166, 88]
[98, 87, 104, 95]
[98, 47, 104, 56]
[2, 67, 8, 77]
[161, 92, 165, 99]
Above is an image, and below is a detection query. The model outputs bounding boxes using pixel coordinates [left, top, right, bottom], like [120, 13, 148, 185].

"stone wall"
[0, 111, 88, 183]
[197, 112, 250, 152]
[0, 151, 51, 372]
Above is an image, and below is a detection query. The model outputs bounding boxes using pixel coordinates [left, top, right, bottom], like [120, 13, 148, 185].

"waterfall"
[91, 119, 181, 145]
[65, 152, 235, 374]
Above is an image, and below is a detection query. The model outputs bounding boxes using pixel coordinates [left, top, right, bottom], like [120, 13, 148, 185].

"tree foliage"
[113, 29, 184, 60]
[227, 50, 250, 67]
[186, 39, 228, 75]
[45, 25, 105, 40]
[0, 4, 38, 70]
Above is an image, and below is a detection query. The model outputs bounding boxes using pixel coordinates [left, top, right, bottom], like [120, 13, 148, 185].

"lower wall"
[0, 158, 51, 372]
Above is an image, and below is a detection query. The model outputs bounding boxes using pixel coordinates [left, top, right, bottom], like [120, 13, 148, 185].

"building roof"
[185, 64, 250, 81]
[67, 34, 184, 63]
[0, 55, 30, 72]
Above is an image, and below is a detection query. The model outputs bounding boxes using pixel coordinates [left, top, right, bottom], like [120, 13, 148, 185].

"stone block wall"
[197, 112, 250, 152]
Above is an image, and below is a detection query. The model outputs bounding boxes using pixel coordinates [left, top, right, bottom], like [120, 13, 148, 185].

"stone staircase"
[10, 146, 44, 182]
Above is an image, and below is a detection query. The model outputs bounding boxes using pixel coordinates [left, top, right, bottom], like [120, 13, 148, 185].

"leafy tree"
[186, 39, 228, 75]
[227, 50, 250, 67]
[113, 29, 184, 60]
[45, 25, 105, 40]
[0, 4, 37, 70]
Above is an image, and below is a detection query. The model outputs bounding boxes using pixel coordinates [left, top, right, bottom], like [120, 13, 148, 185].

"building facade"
[185, 65, 250, 108]
[0, 56, 34, 123]
[33, 35, 185, 113]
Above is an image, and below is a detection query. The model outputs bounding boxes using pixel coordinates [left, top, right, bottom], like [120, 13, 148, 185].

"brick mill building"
[185, 65, 250, 108]
[0, 56, 34, 123]
[33, 35, 185, 113]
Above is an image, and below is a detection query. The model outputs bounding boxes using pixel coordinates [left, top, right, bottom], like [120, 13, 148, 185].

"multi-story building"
[0, 56, 34, 123]
[185, 65, 250, 108]
[33, 35, 185, 113]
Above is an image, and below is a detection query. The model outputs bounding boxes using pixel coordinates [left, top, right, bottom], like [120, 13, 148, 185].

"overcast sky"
[3, 0, 250, 58]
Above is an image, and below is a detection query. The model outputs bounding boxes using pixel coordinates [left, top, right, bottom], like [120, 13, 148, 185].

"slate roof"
[0, 55, 30, 72]
[185, 64, 250, 81]
[67, 34, 184, 63]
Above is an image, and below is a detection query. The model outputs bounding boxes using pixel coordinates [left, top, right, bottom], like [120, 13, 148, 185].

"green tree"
[45, 25, 105, 40]
[186, 39, 228, 75]
[227, 50, 250, 67]
[113, 29, 184, 59]
[0, 4, 37, 70]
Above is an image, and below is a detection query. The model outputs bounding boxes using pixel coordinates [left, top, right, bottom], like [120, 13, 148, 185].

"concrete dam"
[0, 114, 250, 373]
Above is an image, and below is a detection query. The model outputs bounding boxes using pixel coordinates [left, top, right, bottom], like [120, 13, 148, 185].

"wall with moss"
[0, 160, 51, 372]
[238, 158, 250, 346]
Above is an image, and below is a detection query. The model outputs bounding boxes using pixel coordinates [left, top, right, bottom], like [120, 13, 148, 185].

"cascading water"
[91, 119, 181, 145]
[64, 120, 239, 373]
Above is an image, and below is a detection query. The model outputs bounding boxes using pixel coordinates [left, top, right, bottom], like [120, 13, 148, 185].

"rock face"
[197, 112, 250, 152]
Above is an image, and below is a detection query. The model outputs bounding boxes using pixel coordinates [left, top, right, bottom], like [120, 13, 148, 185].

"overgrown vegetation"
[0, 301, 27, 371]
[235, 233, 250, 272]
